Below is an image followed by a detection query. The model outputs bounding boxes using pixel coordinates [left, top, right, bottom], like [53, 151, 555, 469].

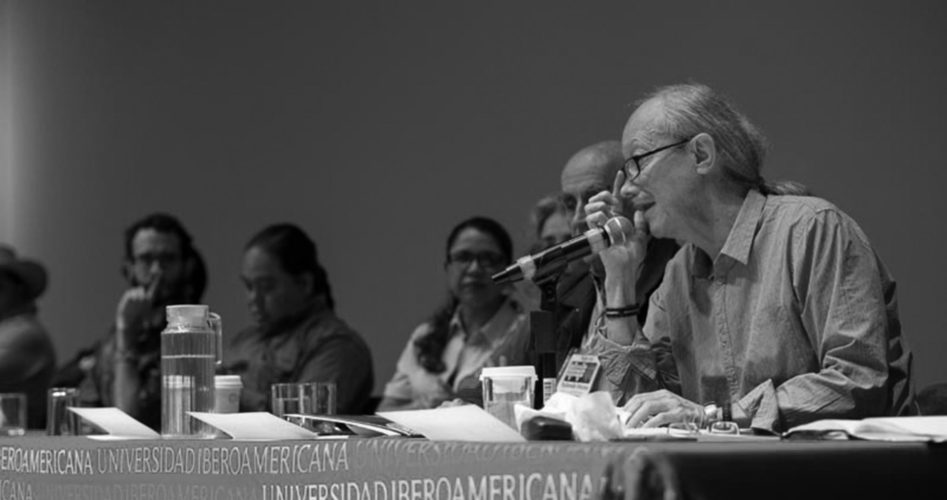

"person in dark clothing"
[0, 245, 56, 429]
[552, 141, 679, 404]
[55, 213, 206, 430]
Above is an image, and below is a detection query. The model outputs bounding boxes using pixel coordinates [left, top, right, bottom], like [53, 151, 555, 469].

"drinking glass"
[270, 382, 337, 418]
[46, 387, 80, 436]
[0, 393, 27, 436]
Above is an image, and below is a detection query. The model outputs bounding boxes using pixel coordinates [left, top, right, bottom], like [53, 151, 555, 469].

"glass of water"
[0, 393, 26, 436]
[270, 382, 336, 419]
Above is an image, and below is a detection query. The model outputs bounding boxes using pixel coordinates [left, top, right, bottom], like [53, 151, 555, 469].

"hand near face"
[622, 389, 704, 428]
[116, 272, 163, 333]
[582, 171, 649, 277]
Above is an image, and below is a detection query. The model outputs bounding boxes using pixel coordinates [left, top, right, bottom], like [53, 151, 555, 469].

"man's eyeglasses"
[132, 252, 182, 268]
[623, 138, 691, 182]
[447, 251, 506, 270]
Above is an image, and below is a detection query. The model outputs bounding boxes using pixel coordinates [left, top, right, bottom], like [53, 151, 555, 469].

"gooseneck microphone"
[491, 216, 634, 285]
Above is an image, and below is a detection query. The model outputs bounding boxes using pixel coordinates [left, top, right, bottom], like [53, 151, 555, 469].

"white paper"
[378, 405, 526, 442]
[188, 412, 326, 440]
[515, 392, 623, 442]
[876, 416, 947, 438]
[786, 416, 947, 442]
[622, 427, 674, 438]
[68, 407, 159, 438]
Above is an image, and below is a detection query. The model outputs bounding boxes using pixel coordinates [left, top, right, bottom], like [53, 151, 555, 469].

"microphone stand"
[530, 263, 565, 409]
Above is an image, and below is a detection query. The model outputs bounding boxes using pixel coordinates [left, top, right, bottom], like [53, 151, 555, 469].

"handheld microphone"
[491, 216, 634, 285]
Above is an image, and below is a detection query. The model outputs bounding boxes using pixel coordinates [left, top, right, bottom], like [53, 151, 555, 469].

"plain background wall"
[3, 0, 946, 394]
[0, 2, 12, 242]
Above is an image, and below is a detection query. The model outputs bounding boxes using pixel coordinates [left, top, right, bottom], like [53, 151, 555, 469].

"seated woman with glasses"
[378, 216, 530, 411]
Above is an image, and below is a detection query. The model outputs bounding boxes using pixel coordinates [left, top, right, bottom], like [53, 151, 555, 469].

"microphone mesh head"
[603, 216, 634, 246]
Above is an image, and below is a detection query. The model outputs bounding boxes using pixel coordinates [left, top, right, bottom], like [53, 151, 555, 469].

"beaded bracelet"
[603, 304, 640, 318]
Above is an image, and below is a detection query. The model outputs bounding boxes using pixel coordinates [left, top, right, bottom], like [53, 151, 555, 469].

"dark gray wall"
[1, 1, 12, 238]
[5, 1, 947, 393]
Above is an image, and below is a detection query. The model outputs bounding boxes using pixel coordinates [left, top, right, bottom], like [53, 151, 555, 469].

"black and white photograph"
[2, 1, 946, 498]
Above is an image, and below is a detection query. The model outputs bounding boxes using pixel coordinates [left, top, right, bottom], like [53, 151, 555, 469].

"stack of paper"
[379, 405, 525, 442]
[784, 416, 947, 442]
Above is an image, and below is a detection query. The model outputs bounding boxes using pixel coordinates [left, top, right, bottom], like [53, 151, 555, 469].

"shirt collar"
[448, 297, 519, 345]
[691, 189, 767, 277]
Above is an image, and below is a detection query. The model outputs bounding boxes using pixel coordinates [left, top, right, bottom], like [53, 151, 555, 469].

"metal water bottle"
[161, 304, 217, 438]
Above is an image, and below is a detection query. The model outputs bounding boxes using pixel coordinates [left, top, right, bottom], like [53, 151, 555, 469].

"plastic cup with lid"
[214, 375, 243, 413]
[480, 366, 537, 431]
